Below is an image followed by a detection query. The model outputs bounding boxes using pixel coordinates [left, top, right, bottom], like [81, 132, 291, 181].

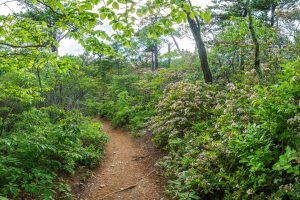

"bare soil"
[76, 119, 168, 200]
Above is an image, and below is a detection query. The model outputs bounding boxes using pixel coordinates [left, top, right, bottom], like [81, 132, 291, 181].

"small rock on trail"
[77, 119, 167, 200]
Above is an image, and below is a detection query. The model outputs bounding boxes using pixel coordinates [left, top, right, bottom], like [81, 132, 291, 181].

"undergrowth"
[94, 59, 299, 199]
[0, 107, 108, 200]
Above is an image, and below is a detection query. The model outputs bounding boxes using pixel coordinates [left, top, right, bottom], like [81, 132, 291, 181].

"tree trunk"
[167, 43, 171, 68]
[59, 82, 63, 106]
[51, 44, 58, 52]
[239, 50, 245, 71]
[0, 116, 6, 135]
[151, 49, 154, 71]
[171, 33, 183, 56]
[50, 26, 58, 53]
[186, 15, 213, 83]
[270, 4, 276, 27]
[154, 42, 159, 69]
[247, 6, 263, 80]
[36, 68, 43, 89]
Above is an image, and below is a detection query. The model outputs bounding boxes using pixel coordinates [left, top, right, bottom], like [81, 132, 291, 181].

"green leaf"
[183, 3, 191, 12]
[190, 12, 196, 19]
[200, 11, 212, 24]
[100, 13, 106, 20]
[273, 146, 299, 175]
[57, 2, 64, 11]
[107, 0, 113, 5]
[41, 21, 47, 26]
[112, 2, 119, 9]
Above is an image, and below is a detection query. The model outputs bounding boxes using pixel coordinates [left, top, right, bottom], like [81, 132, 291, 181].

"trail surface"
[77, 119, 167, 200]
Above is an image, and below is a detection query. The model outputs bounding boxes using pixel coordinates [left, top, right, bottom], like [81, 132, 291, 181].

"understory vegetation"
[95, 57, 300, 200]
[0, 108, 107, 199]
[1, 0, 299, 199]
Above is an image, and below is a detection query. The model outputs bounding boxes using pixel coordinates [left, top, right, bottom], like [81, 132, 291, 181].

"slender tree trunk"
[36, 68, 43, 89]
[151, 49, 154, 71]
[239, 50, 245, 71]
[0, 117, 6, 135]
[46, 26, 60, 106]
[117, 59, 120, 75]
[247, 6, 263, 79]
[171, 33, 183, 55]
[59, 82, 63, 106]
[150, 15, 159, 71]
[50, 27, 58, 53]
[270, 4, 276, 27]
[167, 43, 171, 68]
[51, 44, 58, 52]
[154, 42, 158, 69]
[186, 15, 213, 83]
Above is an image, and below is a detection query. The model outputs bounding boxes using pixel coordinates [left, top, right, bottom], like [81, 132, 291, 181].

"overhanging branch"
[0, 41, 48, 48]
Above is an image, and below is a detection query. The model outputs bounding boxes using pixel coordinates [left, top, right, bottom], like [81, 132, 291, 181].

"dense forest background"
[0, 0, 299, 199]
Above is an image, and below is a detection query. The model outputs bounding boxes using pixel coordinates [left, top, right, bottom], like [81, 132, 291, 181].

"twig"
[0, 0, 16, 6]
[131, 154, 150, 161]
[99, 170, 156, 200]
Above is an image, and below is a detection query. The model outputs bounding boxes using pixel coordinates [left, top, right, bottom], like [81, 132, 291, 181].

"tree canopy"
[0, 0, 299, 199]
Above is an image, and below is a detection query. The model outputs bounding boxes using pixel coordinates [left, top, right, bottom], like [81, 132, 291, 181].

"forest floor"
[75, 119, 168, 200]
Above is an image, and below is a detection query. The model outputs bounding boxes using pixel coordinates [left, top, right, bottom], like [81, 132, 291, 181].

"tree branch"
[36, 0, 64, 16]
[0, 0, 16, 6]
[0, 41, 48, 48]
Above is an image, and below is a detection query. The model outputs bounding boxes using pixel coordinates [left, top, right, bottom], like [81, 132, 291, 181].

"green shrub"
[96, 66, 193, 134]
[0, 107, 108, 199]
[229, 60, 300, 199]
[149, 82, 215, 148]
[111, 91, 135, 127]
[157, 60, 300, 199]
[159, 80, 257, 199]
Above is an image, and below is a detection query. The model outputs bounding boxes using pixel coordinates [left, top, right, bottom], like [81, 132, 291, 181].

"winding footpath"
[77, 119, 167, 200]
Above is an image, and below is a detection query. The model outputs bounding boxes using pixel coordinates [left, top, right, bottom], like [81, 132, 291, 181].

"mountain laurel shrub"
[149, 82, 216, 149]
[95, 65, 200, 135]
[155, 60, 299, 199]
[0, 107, 108, 199]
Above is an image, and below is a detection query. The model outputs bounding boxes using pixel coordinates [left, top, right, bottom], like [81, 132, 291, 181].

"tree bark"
[154, 42, 159, 69]
[151, 49, 154, 71]
[171, 33, 183, 56]
[59, 82, 63, 106]
[167, 43, 171, 68]
[186, 14, 213, 83]
[270, 4, 276, 27]
[239, 50, 245, 71]
[0, 116, 6, 135]
[36, 68, 43, 89]
[247, 6, 263, 80]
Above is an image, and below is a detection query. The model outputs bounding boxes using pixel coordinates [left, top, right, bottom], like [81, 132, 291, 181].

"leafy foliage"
[1, 0, 300, 199]
[0, 107, 108, 199]
[149, 82, 215, 148]
[157, 60, 300, 199]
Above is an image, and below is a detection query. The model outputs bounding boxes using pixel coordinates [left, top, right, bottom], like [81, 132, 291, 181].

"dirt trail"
[77, 119, 167, 200]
